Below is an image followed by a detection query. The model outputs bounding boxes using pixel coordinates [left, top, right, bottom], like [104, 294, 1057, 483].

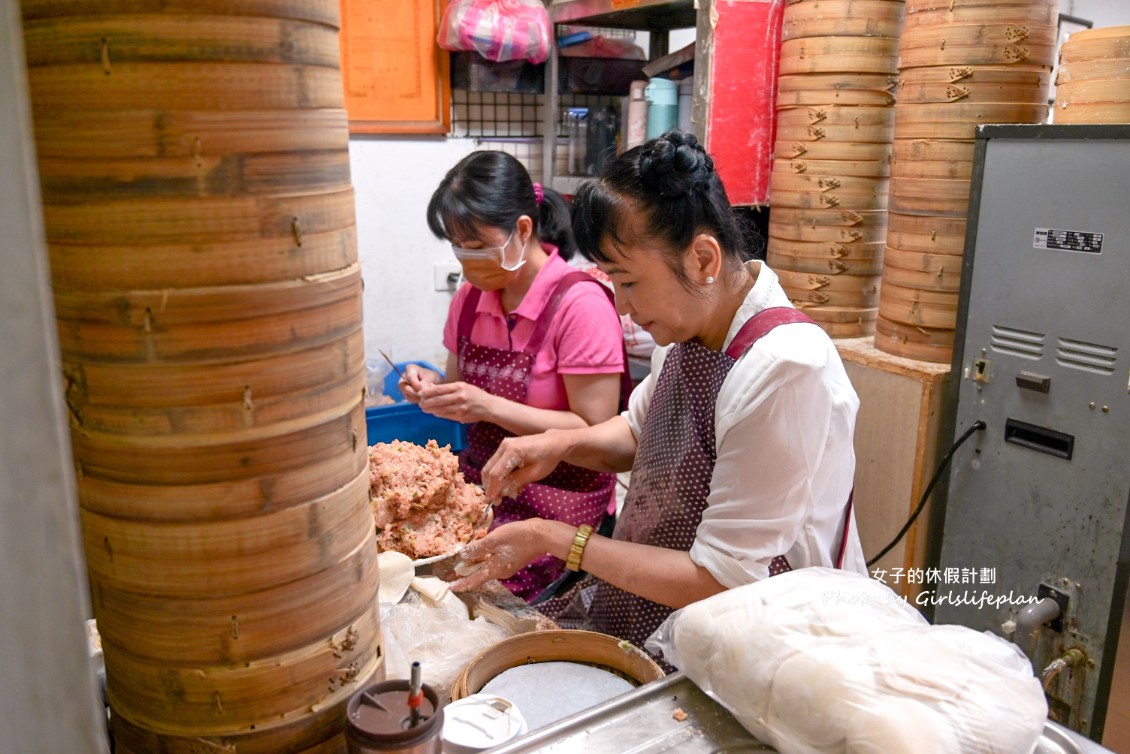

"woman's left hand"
[443, 519, 546, 592]
[417, 380, 495, 423]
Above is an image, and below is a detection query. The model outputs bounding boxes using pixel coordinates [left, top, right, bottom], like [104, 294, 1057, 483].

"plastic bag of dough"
[646, 568, 1047, 754]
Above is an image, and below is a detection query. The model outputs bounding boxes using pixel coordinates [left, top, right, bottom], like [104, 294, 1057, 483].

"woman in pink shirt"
[399, 151, 629, 602]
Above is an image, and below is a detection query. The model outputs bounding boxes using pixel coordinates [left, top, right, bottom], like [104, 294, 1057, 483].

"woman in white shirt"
[448, 131, 866, 658]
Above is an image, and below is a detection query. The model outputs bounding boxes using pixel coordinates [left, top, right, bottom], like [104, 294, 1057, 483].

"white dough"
[377, 550, 415, 604]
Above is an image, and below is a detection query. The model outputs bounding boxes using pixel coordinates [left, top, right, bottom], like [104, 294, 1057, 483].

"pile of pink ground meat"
[367, 439, 487, 560]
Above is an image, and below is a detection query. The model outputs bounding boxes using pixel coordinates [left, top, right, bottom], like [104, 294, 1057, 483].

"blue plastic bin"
[365, 361, 467, 452]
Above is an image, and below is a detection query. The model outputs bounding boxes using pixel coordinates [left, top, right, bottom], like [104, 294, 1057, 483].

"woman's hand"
[398, 364, 442, 404]
[417, 381, 496, 423]
[444, 519, 549, 592]
[481, 431, 570, 501]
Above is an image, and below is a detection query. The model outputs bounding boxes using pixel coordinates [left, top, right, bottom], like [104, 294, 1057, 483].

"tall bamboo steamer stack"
[875, 0, 1057, 363]
[1054, 26, 1130, 124]
[768, 0, 906, 338]
[20, 2, 382, 752]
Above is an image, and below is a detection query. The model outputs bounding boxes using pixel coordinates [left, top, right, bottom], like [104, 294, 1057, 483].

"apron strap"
[836, 489, 854, 569]
[456, 285, 483, 343]
[725, 306, 817, 360]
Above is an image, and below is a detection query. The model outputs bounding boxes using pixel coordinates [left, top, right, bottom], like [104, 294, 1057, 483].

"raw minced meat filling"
[368, 439, 487, 559]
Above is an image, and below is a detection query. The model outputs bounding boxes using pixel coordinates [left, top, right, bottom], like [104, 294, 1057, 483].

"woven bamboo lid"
[778, 105, 896, 128]
[774, 156, 891, 178]
[450, 630, 665, 701]
[878, 280, 959, 328]
[873, 315, 954, 363]
[775, 139, 895, 161]
[1058, 26, 1130, 63]
[903, 3, 1057, 30]
[770, 206, 889, 228]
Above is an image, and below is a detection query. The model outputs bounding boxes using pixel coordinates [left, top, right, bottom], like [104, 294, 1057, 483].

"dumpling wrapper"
[377, 550, 415, 604]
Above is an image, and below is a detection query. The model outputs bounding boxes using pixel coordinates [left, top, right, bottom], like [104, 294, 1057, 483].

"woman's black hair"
[571, 130, 753, 285]
[426, 150, 577, 260]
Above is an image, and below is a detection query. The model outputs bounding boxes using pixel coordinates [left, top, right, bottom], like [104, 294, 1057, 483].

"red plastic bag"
[437, 0, 551, 65]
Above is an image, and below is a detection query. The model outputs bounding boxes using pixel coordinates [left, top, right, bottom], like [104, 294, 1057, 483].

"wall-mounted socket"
[433, 261, 462, 292]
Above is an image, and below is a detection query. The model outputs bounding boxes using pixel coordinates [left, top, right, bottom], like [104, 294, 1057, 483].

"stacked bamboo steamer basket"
[20, 2, 382, 752]
[1054, 26, 1130, 124]
[768, 0, 906, 338]
[876, 0, 1058, 362]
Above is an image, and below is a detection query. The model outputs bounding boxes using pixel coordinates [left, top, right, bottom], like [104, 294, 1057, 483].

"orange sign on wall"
[339, 0, 451, 133]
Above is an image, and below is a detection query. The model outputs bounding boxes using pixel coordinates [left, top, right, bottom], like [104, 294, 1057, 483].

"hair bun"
[638, 130, 714, 198]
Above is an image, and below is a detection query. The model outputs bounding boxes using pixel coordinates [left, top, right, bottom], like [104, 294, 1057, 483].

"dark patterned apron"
[541, 307, 852, 664]
[457, 271, 631, 601]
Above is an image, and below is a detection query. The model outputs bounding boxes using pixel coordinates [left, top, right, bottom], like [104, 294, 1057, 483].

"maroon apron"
[457, 271, 630, 602]
[541, 306, 851, 664]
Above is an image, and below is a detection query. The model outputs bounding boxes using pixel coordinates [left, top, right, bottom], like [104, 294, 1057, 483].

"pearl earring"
[705, 276, 715, 285]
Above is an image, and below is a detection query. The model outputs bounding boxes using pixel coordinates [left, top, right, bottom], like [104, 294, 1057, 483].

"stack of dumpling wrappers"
[648, 569, 1047, 754]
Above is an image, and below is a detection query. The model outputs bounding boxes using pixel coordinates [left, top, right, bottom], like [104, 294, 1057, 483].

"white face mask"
[451, 228, 528, 271]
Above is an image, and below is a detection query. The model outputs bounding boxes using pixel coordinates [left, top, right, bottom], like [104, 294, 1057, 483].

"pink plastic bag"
[437, 0, 551, 64]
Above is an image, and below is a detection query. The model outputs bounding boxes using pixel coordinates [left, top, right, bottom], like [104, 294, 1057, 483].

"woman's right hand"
[481, 431, 570, 502]
[397, 364, 442, 404]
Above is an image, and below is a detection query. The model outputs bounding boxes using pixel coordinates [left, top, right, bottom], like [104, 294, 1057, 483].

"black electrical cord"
[866, 419, 987, 567]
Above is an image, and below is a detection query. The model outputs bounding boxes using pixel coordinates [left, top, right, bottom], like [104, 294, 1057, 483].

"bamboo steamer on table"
[1054, 26, 1130, 124]
[21, 3, 381, 752]
[874, 315, 955, 363]
[893, 101, 1049, 139]
[880, 247, 963, 292]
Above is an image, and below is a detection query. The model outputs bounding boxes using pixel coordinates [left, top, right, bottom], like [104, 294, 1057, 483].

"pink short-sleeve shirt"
[442, 249, 625, 410]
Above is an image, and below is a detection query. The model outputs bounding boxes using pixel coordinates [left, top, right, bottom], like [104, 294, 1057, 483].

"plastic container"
[644, 78, 678, 139]
[624, 80, 649, 150]
[677, 78, 693, 133]
[366, 361, 467, 452]
[442, 694, 528, 753]
[564, 108, 588, 175]
[346, 680, 444, 754]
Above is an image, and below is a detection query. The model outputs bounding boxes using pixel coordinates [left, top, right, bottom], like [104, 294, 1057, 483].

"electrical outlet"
[433, 261, 462, 292]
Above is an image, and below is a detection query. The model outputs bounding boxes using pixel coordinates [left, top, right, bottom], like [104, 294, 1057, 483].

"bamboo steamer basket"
[903, 3, 1058, 30]
[874, 315, 955, 363]
[878, 280, 959, 329]
[1054, 79, 1130, 105]
[776, 122, 895, 144]
[802, 305, 879, 338]
[900, 23, 1058, 52]
[774, 155, 891, 177]
[777, 105, 895, 128]
[897, 67, 1051, 103]
[898, 43, 1056, 70]
[892, 102, 1049, 140]
[1054, 100, 1130, 124]
[23, 4, 382, 752]
[771, 206, 889, 229]
[770, 172, 890, 196]
[103, 599, 381, 730]
[450, 630, 666, 701]
[775, 138, 895, 161]
[888, 177, 971, 217]
[777, 72, 897, 93]
[886, 213, 968, 254]
[880, 248, 963, 292]
[777, 86, 897, 107]
[778, 270, 881, 308]
[90, 539, 380, 665]
[890, 139, 975, 180]
[1057, 26, 1130, 63]
[768, 248, 886, 276]
[1056, 56, 1130, 83]
[779, 37, 901, 75]
[770, 188, 890, 211]
[769, 217, 888, 243]
[769, 238, 887, 263]
[783, 0, 905, 41]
